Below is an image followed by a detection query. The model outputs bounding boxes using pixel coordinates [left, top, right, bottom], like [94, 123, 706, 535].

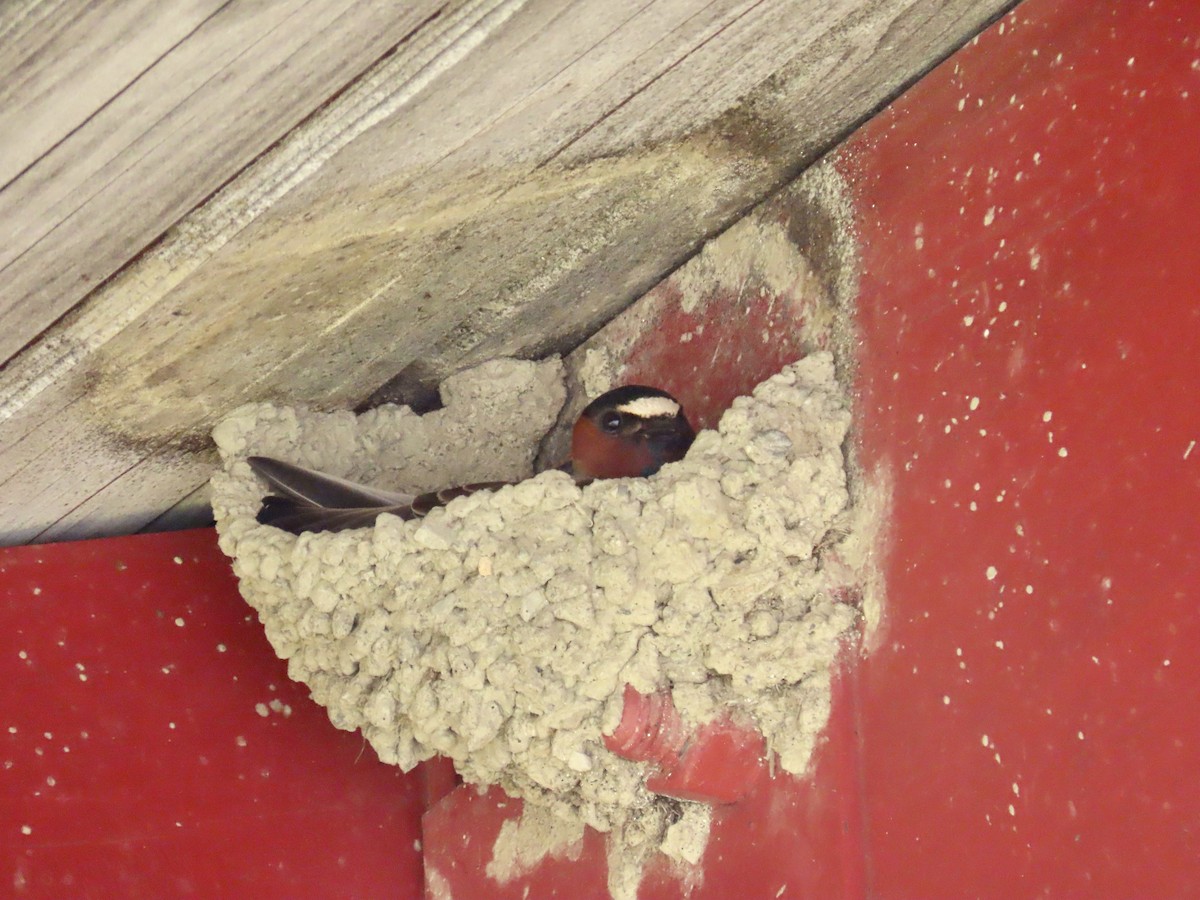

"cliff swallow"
[249, 384, 695, 534]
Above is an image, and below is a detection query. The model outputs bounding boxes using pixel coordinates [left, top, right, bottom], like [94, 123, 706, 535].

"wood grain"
[0, 0, 1014, 544]
[0, 0, 226, 189]
[0, 0, 449, 366]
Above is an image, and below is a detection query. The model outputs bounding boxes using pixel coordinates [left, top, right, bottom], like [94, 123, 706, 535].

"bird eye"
[600, 411, 622, 432]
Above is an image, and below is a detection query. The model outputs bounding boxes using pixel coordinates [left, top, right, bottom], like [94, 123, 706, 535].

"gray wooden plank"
[0, 0, 226, 189]
[0, 0, 448, 367]
[0, 0, 535, 541]
[36, 448, 215, 544]
[137, 485, 214, 536]
[0, 0, 1014, 543]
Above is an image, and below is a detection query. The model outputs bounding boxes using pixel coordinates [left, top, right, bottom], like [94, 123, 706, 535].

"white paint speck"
[969, 396, 980, 411]
[217, 643, 227, 653]
[964, 315, 975, 326]
[1127, 56, 1136, 67]
[1008, 804, 1016, 816]
[1163, 659, 1171, 667]
[981, 734, 990, 747]
[1057, 447, 1069, 458]
[1029, 249, 1041, 270]
[984, 207, 996, 226]
[174, 617, 185, 627]
[995, 640, 1005, 650]
[1077, 731, 1085, 740]
[943, 695, 951, 705]
[1184, 440, 1195, 460]
[255, 703, 269, 718]
[20, 825, 32, 836]
[236, 736, 248, 747]
[1025, 585, 1034, 595]
[173, 556, 184, 565]
[1042, 410, 1053, 423]
[986, 566, 998, 581]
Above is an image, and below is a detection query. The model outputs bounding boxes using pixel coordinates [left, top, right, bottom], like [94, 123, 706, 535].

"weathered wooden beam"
[0, 0, 1013, 544]
[0, 0, 451, 364]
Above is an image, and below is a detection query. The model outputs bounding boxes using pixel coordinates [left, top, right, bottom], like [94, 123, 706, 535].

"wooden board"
[0, 0, 1012, 544]
[0, 0, 449, 363]
[0, 0, 226, 188]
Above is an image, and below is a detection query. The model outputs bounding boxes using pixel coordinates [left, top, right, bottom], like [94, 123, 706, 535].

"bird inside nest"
[248, 384, 696, 535]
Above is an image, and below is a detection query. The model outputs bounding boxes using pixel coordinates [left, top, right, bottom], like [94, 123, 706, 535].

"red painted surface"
[0, 530, 424, 897]
[423, 658, 864, 900]
[619, 283, 817, 432]
[602, 686, 691, 772]
[601, 686, 768, 805]
[4, 0, 1199, 896]
[842, 0, 1200, 896]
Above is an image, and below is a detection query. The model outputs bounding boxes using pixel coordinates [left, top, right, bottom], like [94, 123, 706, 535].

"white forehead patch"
[616, 396, 680, 419]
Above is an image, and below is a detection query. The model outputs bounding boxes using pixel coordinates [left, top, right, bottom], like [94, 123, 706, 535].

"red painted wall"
[844, 0, 1200, 895]
[3, 0, 1199, 896]
[0, 531, 426, 896]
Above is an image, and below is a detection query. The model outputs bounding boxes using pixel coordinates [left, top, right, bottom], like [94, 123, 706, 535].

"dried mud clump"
[211, 352, 859, 882]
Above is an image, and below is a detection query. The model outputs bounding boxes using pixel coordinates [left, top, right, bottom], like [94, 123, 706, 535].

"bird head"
[570, 385, 696, 481]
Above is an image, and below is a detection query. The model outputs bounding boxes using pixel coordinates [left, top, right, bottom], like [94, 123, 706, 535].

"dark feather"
[247, 457, 413, 509]
[255, 497, 415, 534]
[250, 456, 513, 534]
